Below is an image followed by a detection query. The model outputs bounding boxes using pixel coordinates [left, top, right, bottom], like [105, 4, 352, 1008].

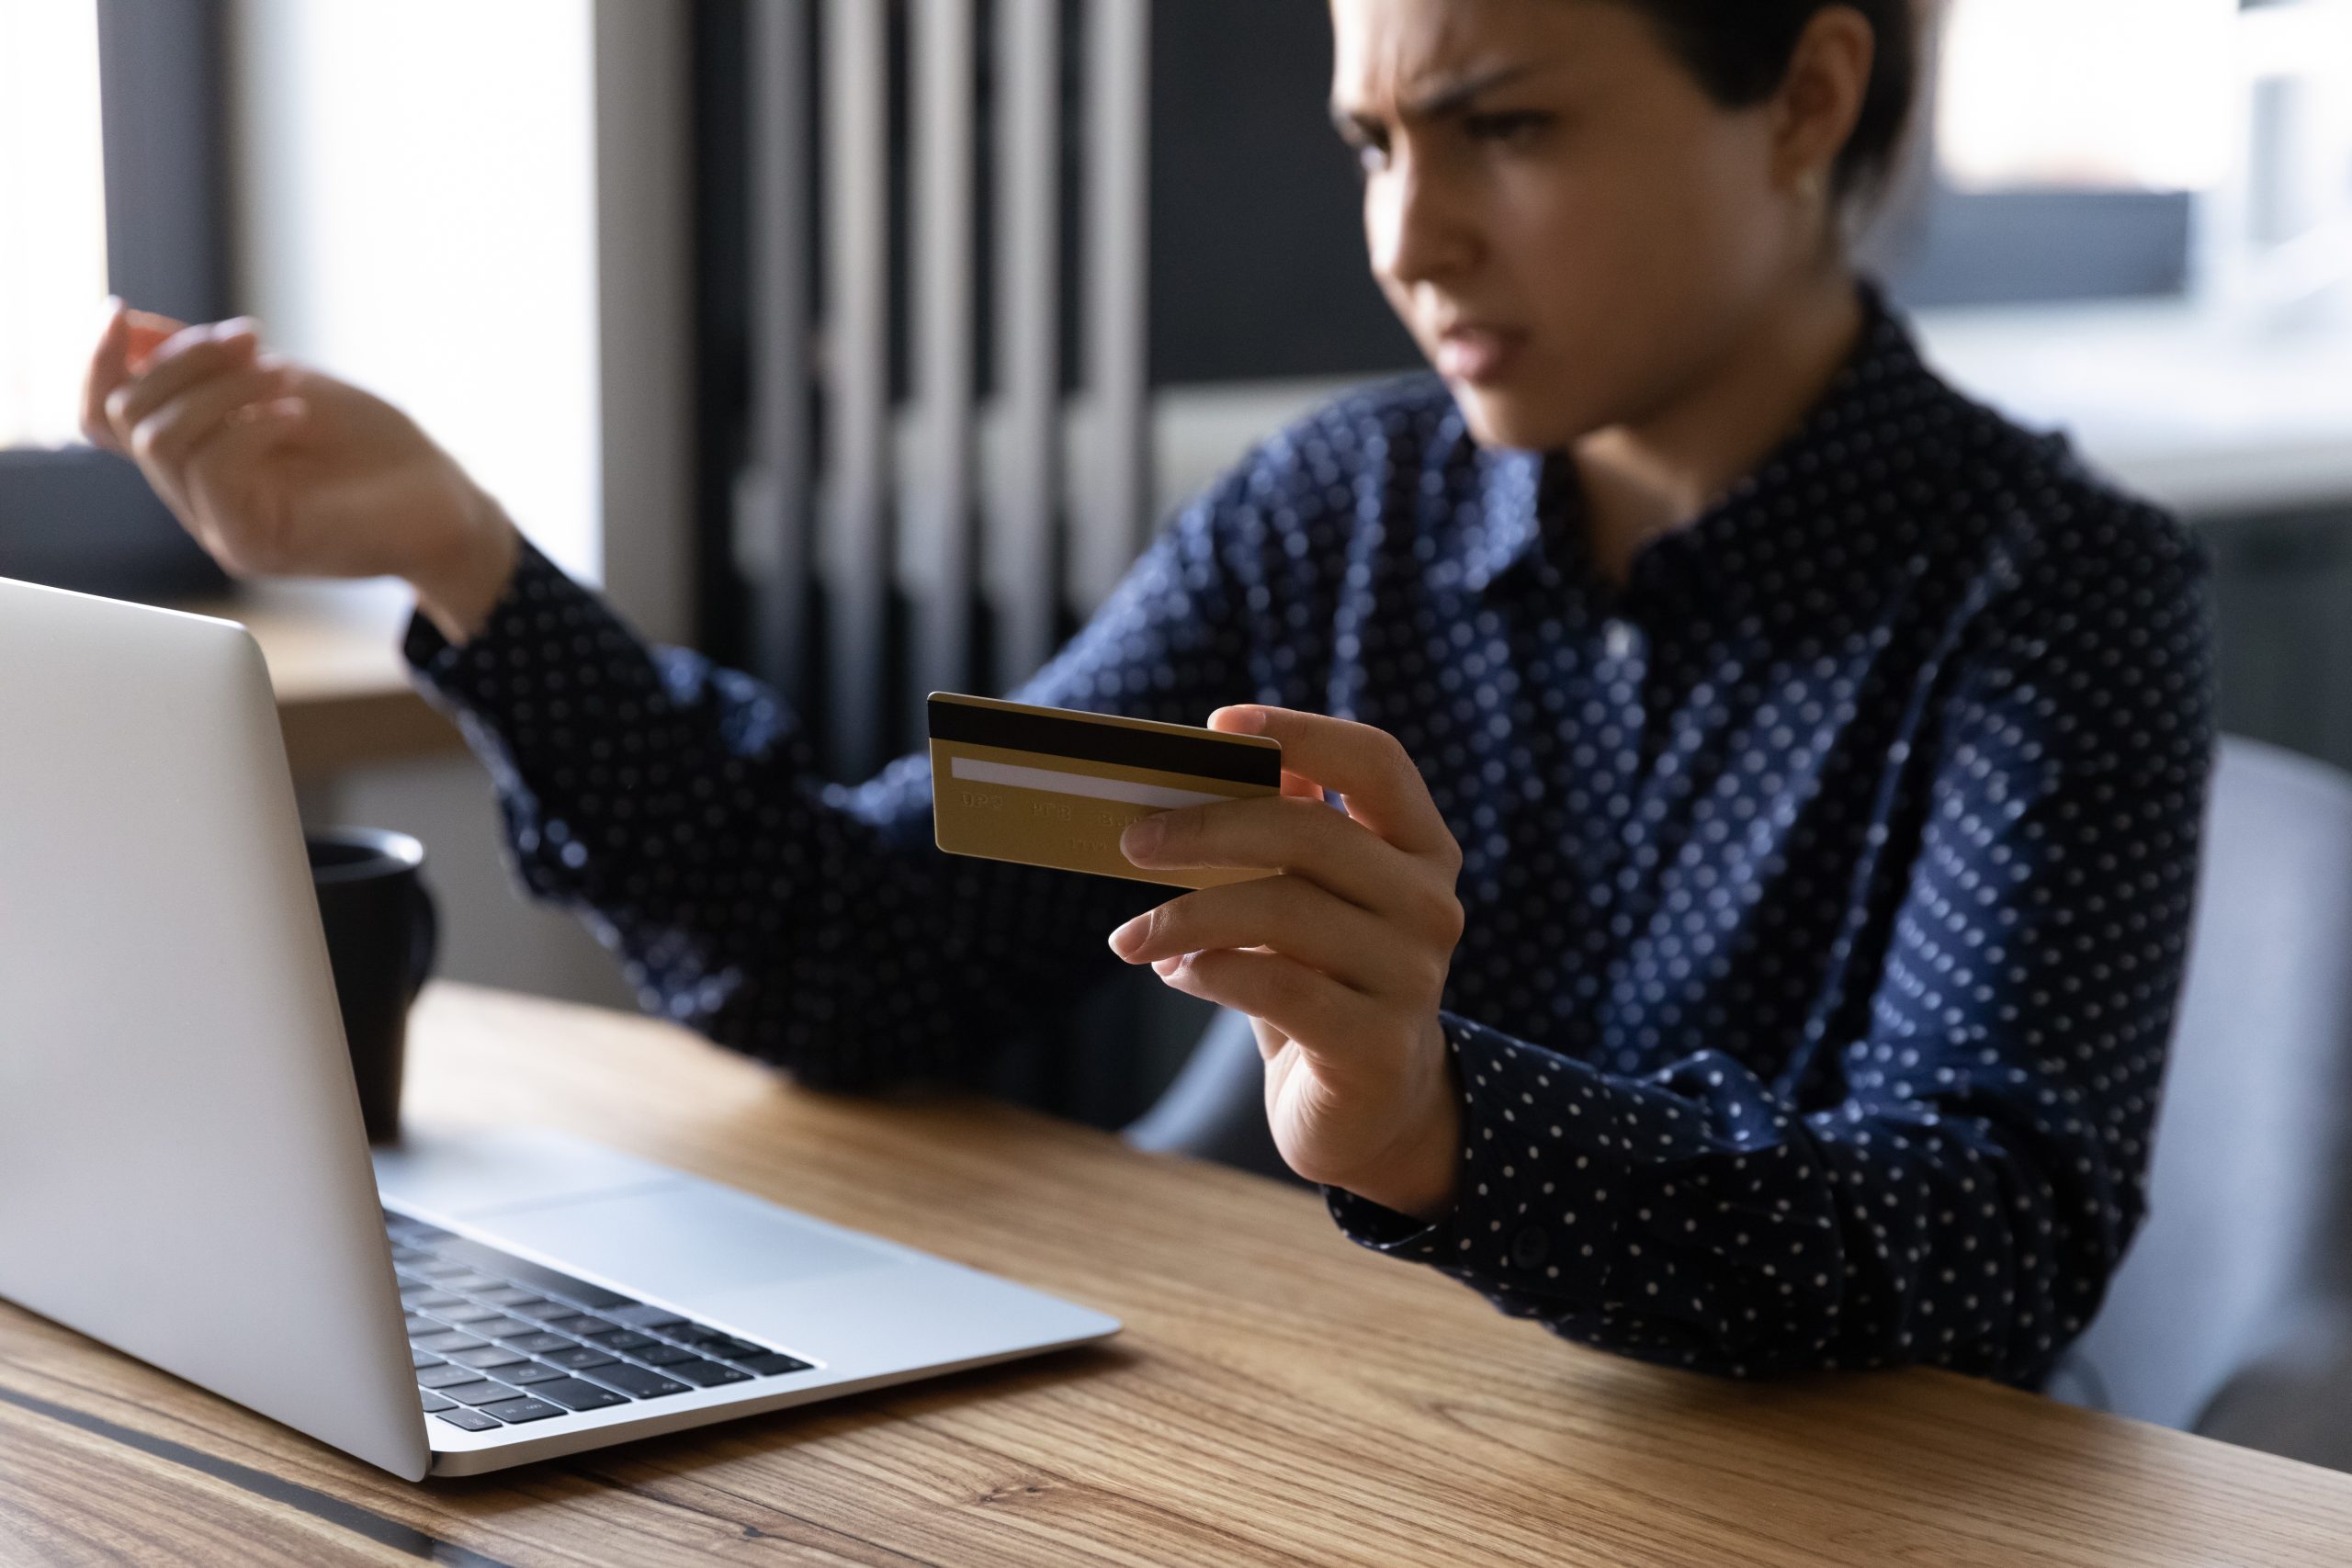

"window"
[0, 0, 232, 602]
[0, 0, 109, 450]
[1890, 0, 2352, 310]
[1936, 0, 2238, 195]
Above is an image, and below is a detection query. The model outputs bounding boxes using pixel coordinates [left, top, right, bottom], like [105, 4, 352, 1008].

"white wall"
[228, 0, 687, 1010]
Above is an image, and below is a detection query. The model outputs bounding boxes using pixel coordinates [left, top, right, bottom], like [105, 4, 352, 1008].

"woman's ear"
[1770, 4, 1877, 197]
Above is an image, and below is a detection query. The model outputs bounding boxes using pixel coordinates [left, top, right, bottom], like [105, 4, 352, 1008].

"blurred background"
[3, 0, 2351, 1112]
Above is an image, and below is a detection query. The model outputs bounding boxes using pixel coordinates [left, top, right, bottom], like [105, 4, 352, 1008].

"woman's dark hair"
[1612, 1, 1921, 203]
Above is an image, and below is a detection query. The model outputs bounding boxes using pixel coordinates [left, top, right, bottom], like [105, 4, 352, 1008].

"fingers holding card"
[927, 693, 1282, 889]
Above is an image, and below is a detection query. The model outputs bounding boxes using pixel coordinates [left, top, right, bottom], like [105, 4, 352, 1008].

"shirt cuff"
[1323, 1013, 1638, 1303]
[401, 534, 606, 726]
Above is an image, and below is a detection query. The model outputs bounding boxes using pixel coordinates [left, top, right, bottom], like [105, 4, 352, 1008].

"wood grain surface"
[4, 981, 2349, 1565]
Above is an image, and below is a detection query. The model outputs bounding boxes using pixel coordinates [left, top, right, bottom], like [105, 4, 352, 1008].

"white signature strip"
[950, 755, 1231, 810]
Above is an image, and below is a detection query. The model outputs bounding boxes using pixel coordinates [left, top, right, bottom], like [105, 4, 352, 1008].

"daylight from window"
[0, 0, 107, 450]
[1937, 0, 2239, 192]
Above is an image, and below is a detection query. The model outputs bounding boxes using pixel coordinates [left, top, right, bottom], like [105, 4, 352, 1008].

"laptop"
[0, 574, 1120, 1479]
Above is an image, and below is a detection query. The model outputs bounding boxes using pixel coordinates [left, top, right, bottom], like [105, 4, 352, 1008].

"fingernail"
[1107, 916, 1145, 960]
[1213, 706, 1265, 734]
[1121, 817, 1164, 861]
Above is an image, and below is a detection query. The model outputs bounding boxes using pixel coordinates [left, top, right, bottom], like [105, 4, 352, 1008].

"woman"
[80, 0, 2211, 1386]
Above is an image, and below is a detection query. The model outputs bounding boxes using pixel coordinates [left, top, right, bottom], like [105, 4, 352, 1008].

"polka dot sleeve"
[401, 482, 1279, 1089]
[1328, 511, 2213, 1387]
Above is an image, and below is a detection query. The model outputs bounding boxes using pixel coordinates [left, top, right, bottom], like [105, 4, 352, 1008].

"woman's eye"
[1464, 110, 1550, 146]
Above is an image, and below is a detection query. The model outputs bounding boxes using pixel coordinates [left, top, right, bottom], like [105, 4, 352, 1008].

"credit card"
[927, 692, 1282, 889]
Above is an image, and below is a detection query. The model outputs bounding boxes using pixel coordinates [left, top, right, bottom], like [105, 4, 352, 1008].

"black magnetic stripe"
[0, 1382, 517, 1566]
[928, 699, 1279, 787]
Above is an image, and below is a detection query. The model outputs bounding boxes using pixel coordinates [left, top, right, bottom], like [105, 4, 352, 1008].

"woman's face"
[1329, 0, 1816, 452]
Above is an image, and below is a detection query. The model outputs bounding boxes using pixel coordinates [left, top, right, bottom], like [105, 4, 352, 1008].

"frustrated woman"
[82, 0, 2211, 1385]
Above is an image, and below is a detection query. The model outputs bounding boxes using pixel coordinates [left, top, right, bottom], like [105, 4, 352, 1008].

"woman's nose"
[1367, 154, 1477, 289]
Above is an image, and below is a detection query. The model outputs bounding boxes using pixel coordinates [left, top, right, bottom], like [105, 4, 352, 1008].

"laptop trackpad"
[481, 1183, 896, 1298]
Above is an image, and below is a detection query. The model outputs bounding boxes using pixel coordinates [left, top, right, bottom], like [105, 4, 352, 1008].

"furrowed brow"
[1330, 62, 1544, 139]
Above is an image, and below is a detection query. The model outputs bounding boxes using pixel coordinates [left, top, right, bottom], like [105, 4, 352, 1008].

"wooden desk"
[180, 583, 462, 782]
[6, 984, 2350, 1565]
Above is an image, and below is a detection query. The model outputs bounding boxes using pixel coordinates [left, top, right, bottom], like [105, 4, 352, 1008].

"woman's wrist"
[412, 485, 521, 646]
[1340, 1026, 1464, 1223]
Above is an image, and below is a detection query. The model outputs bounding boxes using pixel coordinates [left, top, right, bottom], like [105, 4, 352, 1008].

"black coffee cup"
[307, 829, 438, 1145]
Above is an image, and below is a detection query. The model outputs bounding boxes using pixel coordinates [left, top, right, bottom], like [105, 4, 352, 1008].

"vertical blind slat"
[821, 0, 892, 775]
[1076, 0, 1151, 615]
[909, 0, 978, 734]
[989, 0, 1060, 693]
[741, 0, 813, 701]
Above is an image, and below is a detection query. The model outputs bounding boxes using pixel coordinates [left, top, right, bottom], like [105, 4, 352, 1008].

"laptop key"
[531, 1377, 631, 1412]
[735, 1352, 814, 1376]
[509, 1298, 578, 1321]
[477, 1286, 542, 1307]
[545, 1314, 618, 1338]
[434, 1407, 503, 1431]
[703, 1336, 768, 1360]
[503, 1362, 570, 1386]
[461, 1315, 537, 1340]
[633, 1343, 700, 1367]
[447, 1346, 528, 1370]
[582, 1362, 690, 1399]
[411, 1349, 444, 1371]
[604, 1304, 691, 1331]
[402, 1314, 443, 1337]
[413, 1331, 487, 1355]
[401, 1290, 467, 1311]
[424, 1236, 637, 1311]
[419, 1391, 457, 1412]
[420, 1362, 494, 1390]
[444, 1380, 525, 1406]
[430, 1303, 503, 1324]
[499, 1331, 576, 1354]
[479, 1396, 566, 1425]
[543, 1346, 618, 1371]
[665, 1359, 752, 1389]
[440, 1272, 508, 1293]
[587, 1329, 659, 1351]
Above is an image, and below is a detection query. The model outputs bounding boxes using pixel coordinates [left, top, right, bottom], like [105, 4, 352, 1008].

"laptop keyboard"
[385, 1209, 815, 1434]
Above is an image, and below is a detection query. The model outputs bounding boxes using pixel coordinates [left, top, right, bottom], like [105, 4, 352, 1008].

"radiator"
[732, 0, 1152, 780]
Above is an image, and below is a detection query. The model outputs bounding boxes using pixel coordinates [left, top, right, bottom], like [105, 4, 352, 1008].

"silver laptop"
[0, 574, 1118, 1479]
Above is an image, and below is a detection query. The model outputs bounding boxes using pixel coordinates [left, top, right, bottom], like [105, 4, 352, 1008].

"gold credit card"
[928, 692, 1283, 889]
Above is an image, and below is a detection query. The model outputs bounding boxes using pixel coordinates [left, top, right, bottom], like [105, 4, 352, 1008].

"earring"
[1796, 167, 1826, 204]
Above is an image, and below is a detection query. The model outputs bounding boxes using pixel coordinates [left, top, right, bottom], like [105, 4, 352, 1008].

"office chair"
[2051, 736, 2352, 1471]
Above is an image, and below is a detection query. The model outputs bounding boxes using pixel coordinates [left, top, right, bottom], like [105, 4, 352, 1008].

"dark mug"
[307, 829, 438, 1145]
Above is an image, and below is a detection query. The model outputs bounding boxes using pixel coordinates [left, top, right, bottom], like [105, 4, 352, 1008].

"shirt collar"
[1469, 280, 1933, 597]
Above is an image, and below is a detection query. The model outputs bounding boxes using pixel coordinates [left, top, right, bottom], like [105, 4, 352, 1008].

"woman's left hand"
[1107, 706, 1466, 1220]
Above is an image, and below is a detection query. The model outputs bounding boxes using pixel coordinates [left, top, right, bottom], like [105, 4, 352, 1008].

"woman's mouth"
[1433, 325, 1528, 386]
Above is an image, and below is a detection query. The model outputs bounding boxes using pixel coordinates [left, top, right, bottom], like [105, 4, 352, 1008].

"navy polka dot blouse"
[407, 288, 2214, 1387]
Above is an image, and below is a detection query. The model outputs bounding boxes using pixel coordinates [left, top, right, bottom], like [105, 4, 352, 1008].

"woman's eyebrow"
[1329, 61, 1545, 137]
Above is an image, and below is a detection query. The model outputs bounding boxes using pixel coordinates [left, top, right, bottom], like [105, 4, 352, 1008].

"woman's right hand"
[79, 299, 519, 641]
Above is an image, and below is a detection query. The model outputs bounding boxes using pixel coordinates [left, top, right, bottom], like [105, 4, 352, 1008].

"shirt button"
[1511, 1226, 1549, 1269]
[1603, 619, 1636, 660]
